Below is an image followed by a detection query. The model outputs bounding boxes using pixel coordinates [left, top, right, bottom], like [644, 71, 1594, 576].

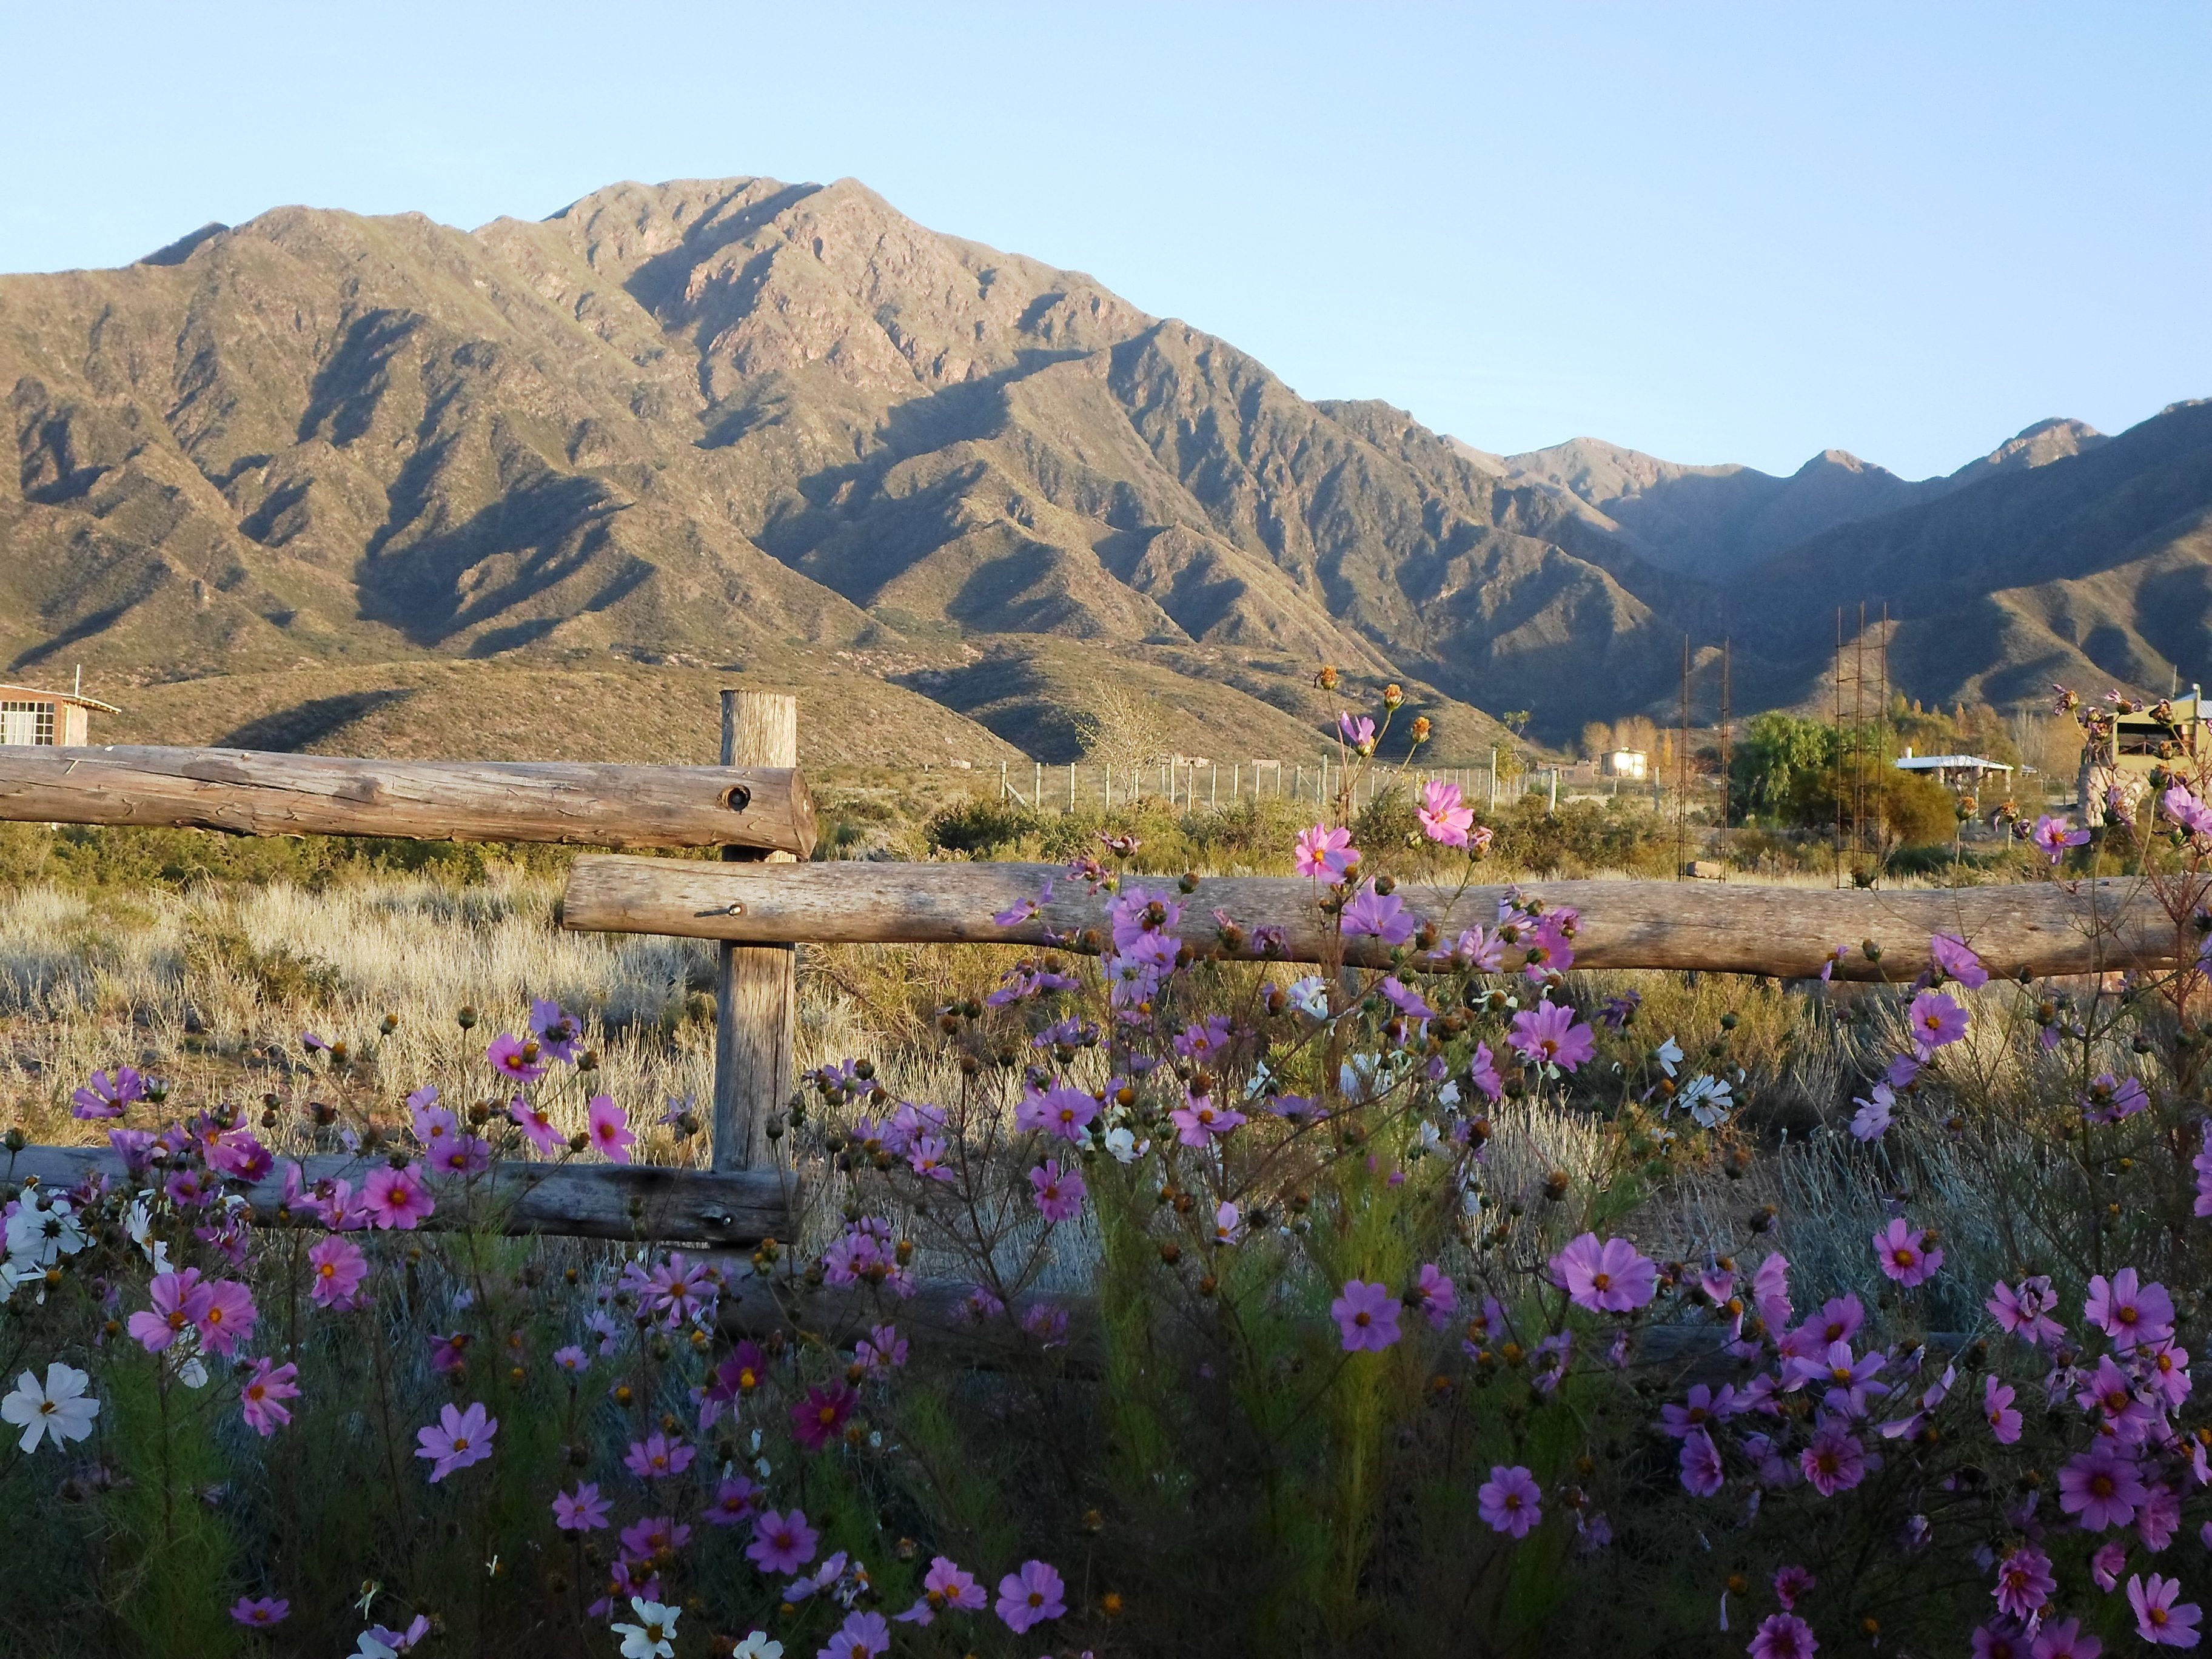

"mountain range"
[3, 174, 2208, 762]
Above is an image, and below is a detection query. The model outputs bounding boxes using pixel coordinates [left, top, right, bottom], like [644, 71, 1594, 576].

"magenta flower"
[1679, 1427, 1724, 1496]
[229, 1597, 289, 1627]
[528, 997, 583, 1064]
[1338, 712, 1376, 752]
[128, 1268, 213, 1353]
[2031, 1618, 2102, 1659]
[897, 1553, 988, 1624]
[509, 1097, 565, 1156]
[791, 1382, 857, 1451]
[414, 1400, 497, 1482]
[1413, 1263, 1456, 1329]
[361, 1163, 435, 1230]
[1909, 990, 1969, 1054]
[1340, 886, 1415, 945]
[705, 1476, 761, 1527]
[1987, 1276, 2065, 1345]
[1549, 1232, 1658, 1314]
[1985, 1375, 2022, 1444]
[1930, 932, 1989, 988]
[2033, 813, 2091, 863]
[1477, 1464, 1543, 1538]
[1016, 1083, 1100, 1142]
[1418, 779, 1475, 846]
[624, 1432, 695, 1480]
[586, 1094, 634, 1163]
[1774, 1566, 1815, 1610]
[2077, 1355, 2155, 1441]
[1028, 1159, 1085, 1223]
[1747, 1612, 1817, 1659]
[618, 1515, 690, 1559]
[1466, 1042, 1503, 1101]
[1330, 1279, 1403, 1352]
[196, 1278, 258, 1357]
[71, 1065, 146, 1120]
[1295, 823, 1361, 880]
[1799, 1422, 1866, 1496]
[1170, 1095, 1245, 1147]
[1994, 1545, 2056, 1621]
[486, 1031, 546, 1082]
[2130, 1574, 2204, 1647]
[553, 1481, 611, 1532]
[2060, 1444, 2149, 1530]
[1871, 1218, 1942, 1287]
[2086, 1269, 2175, 1350]
[2093, 1540, 2128, 1592]
[819, 1609, 892, 1657]
[2083, 1073, 2151, 1125]
[306, 1235, 367, 1310]
[240, 1358, 298, 1436]
[1507, 1000, 1597, 1073]
[996, 1558, 1066, 1634]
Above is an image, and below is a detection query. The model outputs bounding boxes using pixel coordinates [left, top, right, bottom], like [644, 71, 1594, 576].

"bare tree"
[1073, 682, 1173, 774]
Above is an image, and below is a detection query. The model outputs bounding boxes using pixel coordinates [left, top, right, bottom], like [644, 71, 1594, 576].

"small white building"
[0, 683, 119, 746]
[1893, 749, 2013, 793]
[1603, 748, 1649, 780]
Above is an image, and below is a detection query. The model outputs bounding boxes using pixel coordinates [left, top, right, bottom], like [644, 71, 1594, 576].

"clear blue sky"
[2, 1, 2204, 478]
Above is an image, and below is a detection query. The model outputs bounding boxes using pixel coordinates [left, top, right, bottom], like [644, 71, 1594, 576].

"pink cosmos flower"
[748, 1509, 818, 1574]
[1931, 933, 1989, 988]
[414, 1400, 497, 1482]
[586, 1094, 634, 1162]
[486, 1031, 546, 1082]
[1661, 1383, 1740, 1438]
[897, 1555, 988, 1624]
[2083, 1073, 2151, 1125]
[857, 1322, 908, 1372]
[1339, 886, 1415, 945]
[71, 1065, 146, 1120]
[2060, 1444, 2149, 1530]
[229, 1597, 288, 1627]
[1988, 1276, 2065, 1345]
[1774, 1566, 1815, 1610]
[508, 1097, 565, 1156]
[2143, 1340, 2193, 1411]
[2196, 1124, 2212, 1219]
[1028, 1159, 1085, 1222]
[791, 1382, 857, 1451]
[2140, 1483, 2184, 1551]
[2031, 1618, 2103, 1659]
[2033, 814, 2091, 863]
[1848, 1082, 1895, 1141]
[306, 1235, 367, 1310]
[1909, 990, 1969, 1054]
[1295, 823, 1361, 880]
[1331, 1279, 1403, 1352]
[1413, 1263, 1456, 1329]
[618, 1515, 689, 1560]
[240, 1358, 299, 1436]
[553, 1482, 611, 1531]
[995, 1559, 1066, 1634]
[1466, 1042, 1503, 1102]
[1550, 1232, 1658, 1314]
[2130, 1574, 2204, 1647]
[705, 1476, 761, 1527]
[1974, 1624, 2027, 1659]
[1016, 1083, 1100, 1142]
[196, 1278, 258, 1356]
[1985, 1375, 2022, 1444]
[2077, 1355, 2156, 1442]
[1507, 1000, 1597, 1073]
[1478, 1464, 1543, 1538]
[1418, 779, 1475, 847]
[1679, 1427, 1724, 1496]
[2086, 1269, 2175, 1350]
[1872, 1218, 1943, 1287]
[1338, 712, 1376, 752]
[128, 1268, 213, 1353]
[2093, 1540, 2128, 1592]
[819, 1610, 892, 1658]
[1994, 1546, 2056, 1621]
[361, 1163, 435, 1230]
[624, 1432, 695, 1480]
[1451, 927, 1509, 972]
[1748, 1613, 1817, 1659]
[1169, 1096, 1245, 1147]
[1799, 1422, 1866, 1495]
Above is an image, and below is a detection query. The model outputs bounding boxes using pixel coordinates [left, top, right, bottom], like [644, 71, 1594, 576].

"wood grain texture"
[0, 745, 816, 855]
[714, 691, 799, 1171]
[563, 857, 2185, 979]
[4, 1145, 793, 1245]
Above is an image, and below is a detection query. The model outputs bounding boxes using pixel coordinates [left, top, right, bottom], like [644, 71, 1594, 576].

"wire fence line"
[990, 757, 1667, 814]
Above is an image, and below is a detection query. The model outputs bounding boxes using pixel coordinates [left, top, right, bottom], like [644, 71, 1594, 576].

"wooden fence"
[0, 691, 2182, 1250]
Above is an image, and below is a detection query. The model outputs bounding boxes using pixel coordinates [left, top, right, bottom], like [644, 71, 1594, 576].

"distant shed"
[0, 683, 121, 746]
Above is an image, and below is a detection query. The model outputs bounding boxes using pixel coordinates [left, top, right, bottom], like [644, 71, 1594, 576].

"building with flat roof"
[0, 682, 121, 746]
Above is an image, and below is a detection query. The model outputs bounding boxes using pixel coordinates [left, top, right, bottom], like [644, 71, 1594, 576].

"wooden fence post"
[715, 691, 799, 1171]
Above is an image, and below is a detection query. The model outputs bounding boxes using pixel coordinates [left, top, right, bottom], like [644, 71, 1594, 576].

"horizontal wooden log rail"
[0, 745, 815, 856]
[560, 857, 2179, 980]
[5, 1145, 793, 1247]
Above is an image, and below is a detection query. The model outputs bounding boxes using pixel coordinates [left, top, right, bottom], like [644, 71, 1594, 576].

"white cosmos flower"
[176, 1355, 210, 1390]
[1678, 1075, 1734, 1128]
[1286, 976, 1331, 1019]
[2, 1361, 100, 1452]
[1654, 1037, 1684, 1078]
[6, 1191, 88, 1269]
[1103, 1125, 1147, 1164]
[731, 1634, 785, 1659]
[612, 1597, 681, 1659]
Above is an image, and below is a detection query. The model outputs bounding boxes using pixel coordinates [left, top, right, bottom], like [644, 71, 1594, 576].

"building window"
[0, 701, 56, 745]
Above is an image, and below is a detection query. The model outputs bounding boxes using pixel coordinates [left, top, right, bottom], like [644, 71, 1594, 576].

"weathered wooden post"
[714, 691, 799, 1171]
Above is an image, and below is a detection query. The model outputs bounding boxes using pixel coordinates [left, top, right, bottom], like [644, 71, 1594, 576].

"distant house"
[1602, 749, 1648, 780]
[2078, 686, 2202, 817]
[1893, 748, 2012, 793]
[0, 683, 120, 746]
